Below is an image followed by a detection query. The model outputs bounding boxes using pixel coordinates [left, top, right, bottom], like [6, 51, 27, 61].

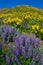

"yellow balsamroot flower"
[16, 18, 22, 25]
[32, 25, 40, 30]
[11, 17, 22, 25]
[39, 16, 43, 21]
[11, 18, 15, 22]
[3, 17, 11, 24]
[0, 13, 14, 19]
[16, 21, 20, 25]
[32, 26, 35, 30]
[11, 17, 17, 22]
[7, 17, 11, 21]
[25, 15, 31, 19]
[3, 16, 22, 25]
[0, 13, 9, 18]
[0, 15, 2, 18]
[36, 25, 39, 30]
[0, 14, 4, 18]
[40, 29, 43, 33]
[3, 19, 7, 24]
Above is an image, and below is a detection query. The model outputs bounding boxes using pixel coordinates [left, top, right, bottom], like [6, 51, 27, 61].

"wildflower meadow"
[0, 6, 43, 65]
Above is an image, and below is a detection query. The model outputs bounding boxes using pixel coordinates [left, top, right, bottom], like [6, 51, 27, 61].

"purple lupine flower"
[39, 58, 43, 65]
[14, 55, 21, 65]
[13, 34, 43, 65]
[5, 54, 11, 65]
[12, 53, 15, 63]
[31, 48, 37, 62]
[28, 46, 32, 57]
[40, 58, 43, 64]
[14, 35, 26, 44]
[25, 38, 30, 50]
[2, 32, 6, 39]
[22, 23, 27, 28]
[0, 28, 2, 34]
[21, 35, 27, 40]
[14, 35, 20, 45]
[14, 35, 27, 46]
[31, 58, 35, 65]
[19, 35, 27, 46]
[12, 50, 21, 65]
[36, 50, 42, 61]
[30, 35, 37, 48]
[33, 48, 36, 59]
[8, 27, 12, 34]
[19, 36, 25, 45]
[0, 25, 18, 44]
[20, 45, 26, 60]
[13, 45, 20, 57]
[1, 38, 5, 49]
[22, 20, 27, 28]
[8, 43, 12, 50]
[32, 38, 40, 48]
[21, 35, 27, 42]
[30, 34, 35, 43]
[36, 38, 40, 47]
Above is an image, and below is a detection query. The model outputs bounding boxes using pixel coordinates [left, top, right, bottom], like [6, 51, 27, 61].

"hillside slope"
[0, 6, 43, 39]
[0, 6, 43, 19]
